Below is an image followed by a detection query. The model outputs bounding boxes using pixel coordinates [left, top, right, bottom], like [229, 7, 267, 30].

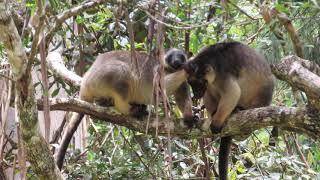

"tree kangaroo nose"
[173, 59, 183, 69]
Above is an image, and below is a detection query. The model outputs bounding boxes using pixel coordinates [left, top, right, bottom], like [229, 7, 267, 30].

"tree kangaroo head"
[165, 48, 188, 71]
[184, 60, 215, 99]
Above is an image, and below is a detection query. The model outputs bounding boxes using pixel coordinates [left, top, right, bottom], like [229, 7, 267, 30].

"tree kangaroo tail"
[55, 113, 84, 169]
[219, 136, 232, 180]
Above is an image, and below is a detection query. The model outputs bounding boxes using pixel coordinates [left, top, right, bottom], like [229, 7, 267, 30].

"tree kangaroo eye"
[178, 54, 186, 63]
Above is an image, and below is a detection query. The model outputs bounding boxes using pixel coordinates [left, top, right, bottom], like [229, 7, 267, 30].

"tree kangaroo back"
[80, 51, 155, 116]
[80, 50, 192, 117]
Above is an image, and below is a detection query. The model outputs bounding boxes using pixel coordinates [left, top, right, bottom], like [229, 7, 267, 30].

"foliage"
[1, 0, 320, 179]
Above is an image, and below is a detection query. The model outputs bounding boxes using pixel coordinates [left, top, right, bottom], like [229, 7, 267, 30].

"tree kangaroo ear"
[184, 62, 198, 75]
[205, 65, 213, 73]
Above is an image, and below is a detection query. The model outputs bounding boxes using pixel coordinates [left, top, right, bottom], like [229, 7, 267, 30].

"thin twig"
[0, 73, 15, 82]
[20, 11, 31, 39]
[228, 1, 257, 20]
[255, 158, 265, 179]
[12, 155, 16, 180]
[247, 23, 265, 44]
[184, 2, 191, 54]
[123, 2, 139, 75]
[283, 134, 293, 155]
[4, 131, 16, 149]
[145, 1, 163, 136]
[139, 7, 216, 30]
[291, 133, 310, 169]
[109, 143, 118, 165]
[39, 20, 52, 143]
[84, 25, 103, 51]
[99, 126, 114, 148]
[146, 0, 156, 53]
[155, 5, 173, 179]
[198, 138, 211, 179]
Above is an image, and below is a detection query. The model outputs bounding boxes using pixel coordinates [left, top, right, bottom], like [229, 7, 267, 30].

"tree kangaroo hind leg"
[95, 97, 114, 107]
[129, 103, 148, 119]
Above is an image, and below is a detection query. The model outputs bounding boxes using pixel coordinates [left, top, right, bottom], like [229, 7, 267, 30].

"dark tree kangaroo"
[184, 42, 274, 180]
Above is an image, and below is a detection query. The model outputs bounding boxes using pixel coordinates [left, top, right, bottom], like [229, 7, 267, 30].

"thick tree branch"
[271, 55, 320, 109]
[0, 1, 64, 179]
[47, 51, 82, 87]
[37, 98, 320, 140]
[28, 0, 46, 66]
[0, 5, 27, 80]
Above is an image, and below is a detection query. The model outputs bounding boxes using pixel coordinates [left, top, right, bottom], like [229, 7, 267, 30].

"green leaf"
[48, 0, 58, 9]
[190, 32, 200, 53]
[75, 15, 85, 24]
[51, 88, 60, 97]
[274, 3, 289, 14]
[87, 151, 95, 161]
[33, 82, 41, 88]
[307, 151, 314, 166]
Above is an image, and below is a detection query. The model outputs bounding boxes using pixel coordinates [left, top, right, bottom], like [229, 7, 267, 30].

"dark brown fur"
[184, 42, 274, 180]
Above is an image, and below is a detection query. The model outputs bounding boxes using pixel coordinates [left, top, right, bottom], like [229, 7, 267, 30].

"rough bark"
[0, 0, 111, 177]
[37, 98, 320, 140]
[0, 165, 6, 180]
[0, 1, 64, 179]
[47, 51, 82, 87]
[271, 55, 320, 109]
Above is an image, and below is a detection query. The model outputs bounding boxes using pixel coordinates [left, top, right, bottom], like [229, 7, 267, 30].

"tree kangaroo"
[56, 49, 194, 169]
[184, 42, 274, 180]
